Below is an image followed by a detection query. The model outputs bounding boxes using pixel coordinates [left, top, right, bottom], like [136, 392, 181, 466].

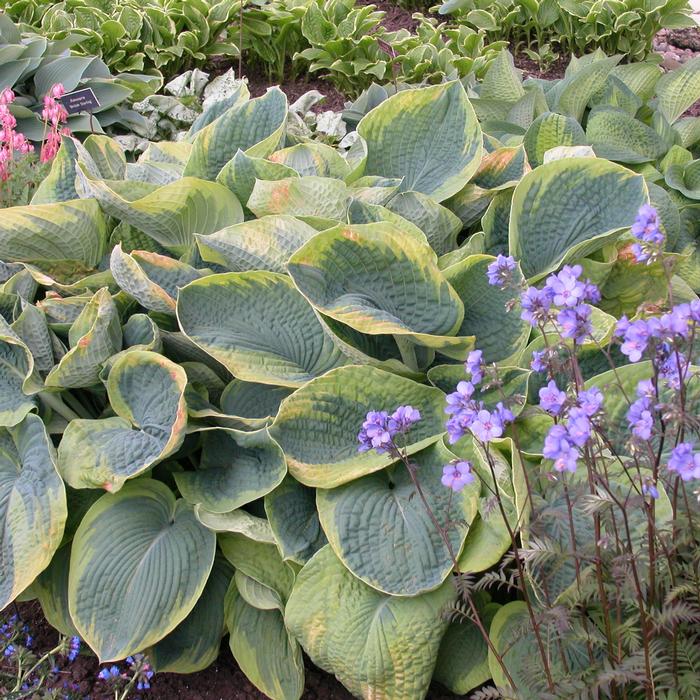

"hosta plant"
[0, 61, 698, 700]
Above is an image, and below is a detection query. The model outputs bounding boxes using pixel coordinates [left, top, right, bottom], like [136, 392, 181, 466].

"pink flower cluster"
[40, 83, 70, 163]
[0, 88, 33, 182]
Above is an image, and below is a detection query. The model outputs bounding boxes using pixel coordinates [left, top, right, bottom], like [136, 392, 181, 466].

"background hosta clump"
[0, 45, 699, 699]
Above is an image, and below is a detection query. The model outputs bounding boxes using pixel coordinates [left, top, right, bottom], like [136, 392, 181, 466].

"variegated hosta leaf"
[83, 134, 127, 180]
[247, 176, 350, 219]
[443, 254, 529, 363]
[195, 216, 320, 273]
[269, 365, 446, 488]
[45, 288, 122, 389]
[69, 479, 216, 662]
[318, 441, 478, 596]
[177, 271, 346, 387]
[110, 245, 202, 314]
[225, 582, 305, 700]
[509, 157, 647, 280]
[268, 142, 351, 179]
[472, 145, 530, 191]
[287, 222, 464, 344]
[665, 159, 700, 200]
[31, 136, 81, 204]
[218, 380, 293, 430]
[148, 553, 233, 674]
[385, 191, 462, 255]
[0, 317, 39, 427]
[12, 303, 56, 374]
[57, 351, 188, 491]
[0, 199, 108, 268]
[0, 415, 67, 609]
[175, 427, 286, 513]
[347, 200, 427, 243]
[34, 544, 78, 638]
[444, 183, 493, 227]
[77, 167, 244, 255]
[656, 56, 700, 124]
[285, 545, 455, 700]
[523, 112, 587, 170]
[357, 81, 482, 202]
[264, 476, 327, 565]
[184, 88, 288, 181]
[216, 150, 298, 207]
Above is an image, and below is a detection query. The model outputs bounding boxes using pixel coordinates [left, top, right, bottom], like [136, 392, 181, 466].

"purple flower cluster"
[626, 380, 656, 441]
[127, 654, 155, 691]
[357, 405, 421, 454]
[445, 380, 514, 445]
[630, 204, 665, 264]
[67, 636, 80, 662]
[98, 665, 122, 681]
[520, 265, 599, 344]
[668, 443, 700, 482]
[441, 460, 475, 492]
[541, 384, 603, 473]
[486, 254, 517, 288]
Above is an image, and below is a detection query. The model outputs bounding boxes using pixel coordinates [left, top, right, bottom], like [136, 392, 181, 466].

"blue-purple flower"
[98, 666, 121, 681]
[668, 442, 700, 482]
[520, 286, 552, 326]
[67, 636, 80, 662]
[465, 350, 483, 384]
[357, 405, 421, 454]
[389, 405, 421, 433]
[557, 304, 592, 344]
[630, 204, 664, 264]
[530, 350, 547, 372]
[577, 387, 603, 416]
[441, 461, 475, 491]
[642, 481, 659, 500]
[470, 409, 505, 443]
[486, 254, 517, 288]
[539, 380, 567, 416]
[543, 424, 579, 473]
[544, 265, 587, 307]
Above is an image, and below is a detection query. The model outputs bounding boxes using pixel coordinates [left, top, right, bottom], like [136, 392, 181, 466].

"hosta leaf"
[148, 553, 233, 674]
[656, 57, 700, 124]
[218, 380, 293, 430]
[110, 245, 202, 313]
[184, 88, 288, 181]
[31, 136, 81, 204]
[225, 583, 304, 700]
[0, 317, 39, 427]
[385, 192, 462, 255]
[247, 177, 349, 219]
[175, 427, 286, 513]
[357, 81, 482, 202]
[177, 271, 346, 387]
[0, 199, 108, 268]
[509, 158, 647, 279]
[443, 254, 529, 363]
[270, 365, 446, 488]
[480, 50, 524, 103]
[69, 479, 216, 661]
[12, 303, 55, 374]
[58, 351, 188, 491]
[347, 200, 427, 243]
[264, 476, 327, 565]
[34, 544, 78, 638]
[287, 222, 464, 339]
[83, 134, 127, 180]
[318, 441, 478, 596]
[0, 415, 67, 609]
[610, 62, 662, 101]
[45, 288, 122, 388]
[195, 216, 319, 273]
[472, 145, 530, 190]
[285, 545, 455, 700]
[77, 168, 243, 255]
[586, 107, 668, 163]
[523, 112, 587, 169]
[665, 159, 700, 200]
[268, 142, 351, 179]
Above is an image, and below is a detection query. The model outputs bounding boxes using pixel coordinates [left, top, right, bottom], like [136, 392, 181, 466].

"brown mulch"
[1, 603, 463, 700]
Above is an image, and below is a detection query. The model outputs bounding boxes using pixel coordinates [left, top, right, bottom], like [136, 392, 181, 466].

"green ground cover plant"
[0, 46, 698, 699]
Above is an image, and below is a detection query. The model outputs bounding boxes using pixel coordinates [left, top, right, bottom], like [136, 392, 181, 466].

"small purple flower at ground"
[441, 461, 475, 491]
[67, 636, 80, 662]
[668, 443, 700, 481]
[3, 643, 15, 657]
[530, 350, 546, 372]
[642, 481, 660, 500]
[486, 254, 517, 288]
[577, 387, 603, 416]
[470, 409, 504, 443]
[557, 304, 592, 344]
[389, 405, 421, 433]
[539, 380, 567, 416]
[357, 411, 391, 454]
[98, 665, 121, 681]
[543, 424, 578, 473]
[465, 349, 483, 384]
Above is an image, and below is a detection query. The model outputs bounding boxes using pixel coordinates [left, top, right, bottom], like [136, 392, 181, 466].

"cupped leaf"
[509, 157, 647, 279]
[523, 112, 587, 169]
[285, 545, 455, 700]
[110, 245, 202, 313]
[57, 351, 188, 491]
[184, 88, 288, 181]
[219, 380, 293, 430]
[0, 415, 67, 609]
[287, 222, 464, 340]
[247, 176, 350, 219]
[196, 216, 319, 273]
[69, 479, 216, 662]
[0, 199, 108, 268]
[318, 441, 478, 596]
[656, 56, 700, 124]
[270, 365, 446, 488]
[148, 553, 233, 674]
[0, 317, 39, 427]
[177, 271, 346, 387]
[175, 427, 286, 513]
[357, 81, 482, 201]
[268, 142, 351, 179]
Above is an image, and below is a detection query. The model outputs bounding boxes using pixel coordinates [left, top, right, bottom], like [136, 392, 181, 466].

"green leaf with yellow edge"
[195, 216, 320, 273]
[0, 316, 39, 427]
[69, 479, 216, 662]
[285, 545, 455, 700]
[523, 112, 587, 169]
[318, 441, 478, 596]
[34, 544, 78, 638]
[247, 176, 350, 219]
[0, 199, 108, 268]
[267, 142, 351, 179]
[357, 81, 482, 202]
[270, 365, 446, 488]
[509, 157, 647, 280]
[45, 288, 122, 389]
[472, 145, 530, 190]
[83, 134, 127, 180]
[656, 56, 700, 124]
[177, 271, 346, 387]
[184, 88, 288, 181]
[57, 351, 188, 491]
[0, 414, 67, 610]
